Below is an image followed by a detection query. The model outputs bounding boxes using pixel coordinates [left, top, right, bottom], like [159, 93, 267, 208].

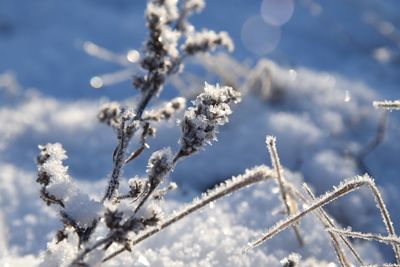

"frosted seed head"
[183, 30, 234, 55]
[178, 83, 241, 156]
[146, 147, 174, 188]
[128, 177, 146, 199]
[97, 102, 121, 127]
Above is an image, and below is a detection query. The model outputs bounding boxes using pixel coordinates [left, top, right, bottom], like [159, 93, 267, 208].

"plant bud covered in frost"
[147, 147, 174, 189]
[178, 82, 241, 156]
[183, 30, 234, 55]
[128, 176, 146, 199]
[97, 101, 121, 127]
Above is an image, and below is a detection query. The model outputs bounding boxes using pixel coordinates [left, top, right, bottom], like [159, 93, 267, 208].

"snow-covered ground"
[1, 0, 400, 266]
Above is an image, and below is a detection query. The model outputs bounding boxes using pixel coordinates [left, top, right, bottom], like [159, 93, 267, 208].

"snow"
[1, 0, 400, 266]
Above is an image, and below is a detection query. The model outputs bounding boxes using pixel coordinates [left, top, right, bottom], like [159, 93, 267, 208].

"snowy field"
[1, 0, 400, 266]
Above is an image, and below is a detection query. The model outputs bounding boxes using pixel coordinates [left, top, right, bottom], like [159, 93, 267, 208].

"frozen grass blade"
[303, 184, 352, 267]
[373, 100, 400, 110]
[329, 228, 400, 246]
[266, 135, 303, 246]
[248, 174, 400, 264]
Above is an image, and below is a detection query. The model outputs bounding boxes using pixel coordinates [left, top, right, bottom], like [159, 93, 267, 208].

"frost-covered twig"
[142, 96, 186, 122]
[103, 110, 136, 201]
[373, 100, 400, 110]
[282, 180, 364, 266]
[303, 184, 352, 267]
[328, 228, 400, 247]
[101, 165, 274, 262]
[248, 174, 400, 264]
[175, 0, 205, 32]
[133, 148, 174, 213]
[124, 97, 186, 164]
[266, 135, 303, 246]
[109, 97, 185, 164]
[182, 30, 234, 55]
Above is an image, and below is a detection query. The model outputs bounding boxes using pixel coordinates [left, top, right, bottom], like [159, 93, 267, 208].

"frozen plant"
[101, 0, 234, 202]
[248, 172, 400, 266]
[37, 84, 241, 266]
[33, 0, 244, 266]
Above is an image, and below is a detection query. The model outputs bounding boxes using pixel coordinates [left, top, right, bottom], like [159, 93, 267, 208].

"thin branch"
[283, 181, 364, 265]
[373, 100, 400, 110]
[103, 116, 132, 202]
[303, 184, 351, 267]
[359, 111, 388, 159]
[125, 122, 152, 164]
[266, 136, 303, 246]
[329, 228, 400, 246]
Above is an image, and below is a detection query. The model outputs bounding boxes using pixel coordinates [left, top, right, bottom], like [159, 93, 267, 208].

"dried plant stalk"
[283, 181, 364, 265]
[329, 228, 400, 246]
[303, 184, 352, 267]
[248, 175, 400, 264]
[266, 136, 303, 246]
[373, 100, 400, 110]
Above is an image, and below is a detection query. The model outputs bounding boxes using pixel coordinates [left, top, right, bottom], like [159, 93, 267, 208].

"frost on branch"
[177, 82, 241, 158]
[183, 30, 234, 55]
[133, 148, 174, 213]
[147, 147, 174, 186]
[373, 100, 400, 110]
[143, 96, 186, 121]
[97, 101, 121, 128]
[121, 165, 274, 253]
[248, 174, 400, 264]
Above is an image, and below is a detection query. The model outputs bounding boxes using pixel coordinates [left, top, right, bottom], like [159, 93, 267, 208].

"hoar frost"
[177, 82, 241, 157]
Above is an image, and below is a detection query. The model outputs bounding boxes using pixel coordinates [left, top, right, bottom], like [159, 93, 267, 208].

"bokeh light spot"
[127, 49, 140, 63]
[261, 0, 295, 26]
[241, 16, 281, 55]
[90, 76, 103, 89]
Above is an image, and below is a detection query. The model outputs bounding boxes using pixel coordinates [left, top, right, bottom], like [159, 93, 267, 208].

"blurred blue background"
[1, 0, 399, 100]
